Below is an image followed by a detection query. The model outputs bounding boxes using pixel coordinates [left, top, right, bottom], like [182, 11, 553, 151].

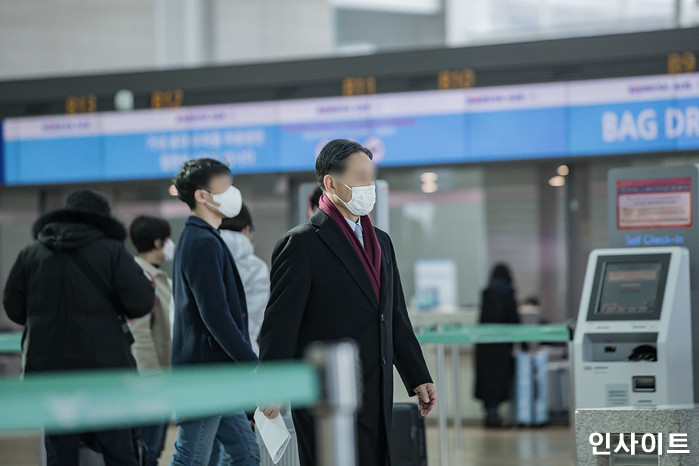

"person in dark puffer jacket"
[3, 189, 155, 466]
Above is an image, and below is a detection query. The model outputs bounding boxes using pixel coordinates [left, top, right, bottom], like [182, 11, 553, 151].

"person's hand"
[413, 383, 437, 416]
[260, 404, 282, 419]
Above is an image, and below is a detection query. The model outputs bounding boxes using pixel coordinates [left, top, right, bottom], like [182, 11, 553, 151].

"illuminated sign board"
[2, 73, 699, 185]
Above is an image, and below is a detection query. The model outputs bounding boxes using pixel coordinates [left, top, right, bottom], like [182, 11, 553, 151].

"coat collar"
[186, 215, 221, 234]
[310, 209, 380, 310]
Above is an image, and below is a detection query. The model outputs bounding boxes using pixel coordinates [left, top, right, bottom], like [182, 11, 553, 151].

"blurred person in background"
[217, 205, 297, 465]
[3, 189, 155, 466]
[170, 159, 260, 466]
[308, 186, 322, 217]
[129, 215, 176, 466]
[474, 263, 520, 428]
[219, 204, 269, 356]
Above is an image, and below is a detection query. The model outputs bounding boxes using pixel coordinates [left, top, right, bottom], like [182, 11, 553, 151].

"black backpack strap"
[66, 250, 120, 310]
[65, 250, 134, 345]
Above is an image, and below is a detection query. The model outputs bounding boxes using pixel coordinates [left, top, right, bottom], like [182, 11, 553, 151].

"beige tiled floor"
[162, 422, 575, 466]
[0, 435, 43, 466]
[425, 424, 576, 465]
[0, 423, 575, 465]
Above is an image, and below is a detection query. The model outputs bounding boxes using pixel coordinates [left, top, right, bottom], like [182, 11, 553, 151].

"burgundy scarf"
[319, 193, 381, 300]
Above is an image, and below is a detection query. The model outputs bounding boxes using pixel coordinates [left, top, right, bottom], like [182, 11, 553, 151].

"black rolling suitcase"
[391, 403, 427, 466]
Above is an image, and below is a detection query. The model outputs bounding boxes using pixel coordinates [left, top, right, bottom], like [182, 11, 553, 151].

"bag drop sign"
[617, 178, 692, 230]
[602, 106, 699, 142]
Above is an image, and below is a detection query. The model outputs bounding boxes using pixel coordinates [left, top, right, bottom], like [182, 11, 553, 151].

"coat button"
[382, 357, 386, 365]
[380, 314, 385, 322]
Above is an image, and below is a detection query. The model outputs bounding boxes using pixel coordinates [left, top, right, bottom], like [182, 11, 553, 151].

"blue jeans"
[208, 442, 226, 466]
[170, 412, 260, 466]
[141, 423, 168, 466]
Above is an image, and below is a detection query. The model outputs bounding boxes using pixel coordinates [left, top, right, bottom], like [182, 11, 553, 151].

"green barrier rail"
[0, 324, 571, 354]
[0, 324, 569, 436]
[0, 332, 21, 354]
[0, 362, 319, 434]
[416, 323, 570, 344]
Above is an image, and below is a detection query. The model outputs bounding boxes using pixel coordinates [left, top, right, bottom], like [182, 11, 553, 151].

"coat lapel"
[311, 210, 379, 310]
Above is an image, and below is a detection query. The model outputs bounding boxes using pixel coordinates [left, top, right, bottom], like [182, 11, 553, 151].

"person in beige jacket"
[128, 215, 175, 466]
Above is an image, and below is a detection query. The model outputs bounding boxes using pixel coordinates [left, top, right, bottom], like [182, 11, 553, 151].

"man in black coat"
[259, 139, 437, 466]
[3, 189, 155, 465]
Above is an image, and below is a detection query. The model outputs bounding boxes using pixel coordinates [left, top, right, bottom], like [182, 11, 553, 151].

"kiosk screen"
[597, 262, 663, 316]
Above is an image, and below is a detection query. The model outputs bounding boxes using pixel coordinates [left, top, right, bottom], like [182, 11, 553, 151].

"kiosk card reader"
[574, 247, 693, 408]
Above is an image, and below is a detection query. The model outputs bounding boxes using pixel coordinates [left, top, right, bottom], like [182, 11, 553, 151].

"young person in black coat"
[474, 263, 520, 428]
[3, 189, 155, 465]
[259, 139, 437, 466]
[169, 159, 260, 465]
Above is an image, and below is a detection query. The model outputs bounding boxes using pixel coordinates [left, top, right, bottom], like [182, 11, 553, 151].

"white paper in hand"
[254, 408, 291, 464]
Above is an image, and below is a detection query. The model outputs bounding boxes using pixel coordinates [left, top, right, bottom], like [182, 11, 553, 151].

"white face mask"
[204, 185, 243, 218]
[336, 183, 376, 216]
[163, 238, 176, 262]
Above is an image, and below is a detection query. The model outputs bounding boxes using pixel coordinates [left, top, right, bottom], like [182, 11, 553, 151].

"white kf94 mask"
[204, 185, 243, 218]
[337, 183, 376, 216]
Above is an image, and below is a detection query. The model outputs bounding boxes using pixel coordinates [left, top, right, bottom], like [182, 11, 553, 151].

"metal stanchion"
[436, 324, 449, 466]
[451, 342, 462, 465]
[306, 341, 361, 466]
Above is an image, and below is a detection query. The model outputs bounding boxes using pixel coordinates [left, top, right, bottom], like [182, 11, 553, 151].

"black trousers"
[45, 428, 137, 466]
[292, 408, 389, 466]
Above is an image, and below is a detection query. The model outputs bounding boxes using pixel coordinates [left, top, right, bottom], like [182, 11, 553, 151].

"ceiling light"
[421, 182, 438, 193]
[548, 176, 565, 187]
[420, 172, 438, 183]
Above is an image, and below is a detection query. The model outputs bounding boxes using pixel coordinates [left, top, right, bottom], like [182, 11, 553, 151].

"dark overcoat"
[260, 208, 432, 466]
[474, 287, 520, 403]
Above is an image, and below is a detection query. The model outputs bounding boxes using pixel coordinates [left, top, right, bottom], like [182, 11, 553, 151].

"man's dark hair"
[220, 203, 253, 232]
[310, 186, 323, 210]
[315, 139, 372, 192]
[130, 215, 171, 253]
[172, 158, 231, 210]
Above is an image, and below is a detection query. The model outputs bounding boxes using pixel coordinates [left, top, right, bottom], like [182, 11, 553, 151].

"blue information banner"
[569, 100, 679, 155]
[2, 73, 699, 185]
[468, 107, 568, 161]
[568, 76, 699, 155]
[101, 126, 281, 180]
[677, 97, 699, 151]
